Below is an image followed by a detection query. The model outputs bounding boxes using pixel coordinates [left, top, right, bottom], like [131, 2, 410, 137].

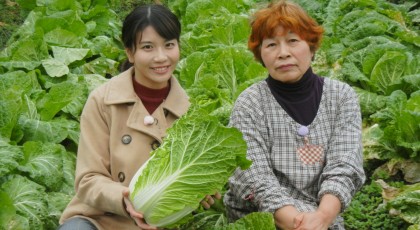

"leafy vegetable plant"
[1, 0, 419, 229]
[342, 180, 410, 230]
[129, 108, 252, 227]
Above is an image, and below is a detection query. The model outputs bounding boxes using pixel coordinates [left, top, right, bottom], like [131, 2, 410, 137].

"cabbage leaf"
[129, 108, 251, 227]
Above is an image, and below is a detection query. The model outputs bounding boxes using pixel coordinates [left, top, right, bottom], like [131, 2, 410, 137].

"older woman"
[224, 1, 365, 230]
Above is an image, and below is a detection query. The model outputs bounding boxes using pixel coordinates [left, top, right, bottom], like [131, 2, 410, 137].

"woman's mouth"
[277, 64, 295, 71]
[152, 66, 170, 74]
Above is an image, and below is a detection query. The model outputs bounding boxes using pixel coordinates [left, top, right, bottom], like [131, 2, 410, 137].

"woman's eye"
[141, 45, 153, 50]
[166, 40, 179, 48]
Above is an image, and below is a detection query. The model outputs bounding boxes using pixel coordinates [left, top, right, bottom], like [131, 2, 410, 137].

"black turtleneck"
[266, 67, 324, 126]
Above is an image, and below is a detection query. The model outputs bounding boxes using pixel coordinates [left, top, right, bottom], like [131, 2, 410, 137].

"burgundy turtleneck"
[132, 77, 170, 114]
[266, 67, 324, 126]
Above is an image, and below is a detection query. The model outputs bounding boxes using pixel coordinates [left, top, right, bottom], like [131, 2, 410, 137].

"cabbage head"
[129, 108, 251, 228]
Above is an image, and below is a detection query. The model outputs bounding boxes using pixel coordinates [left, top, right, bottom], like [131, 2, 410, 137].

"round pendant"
[298, 125, 309, 136]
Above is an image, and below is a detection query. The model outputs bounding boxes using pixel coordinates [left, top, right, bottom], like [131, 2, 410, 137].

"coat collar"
[103, 67, 190, 141]
[104, 67, 138, 105]
[104, 67, 190, 118]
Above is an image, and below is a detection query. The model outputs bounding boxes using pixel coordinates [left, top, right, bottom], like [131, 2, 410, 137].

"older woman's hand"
[200, 191, 222, 209]
[274, 205, 301, 230]
[293, 211, 331, 230]
[122, 189, 157, 230]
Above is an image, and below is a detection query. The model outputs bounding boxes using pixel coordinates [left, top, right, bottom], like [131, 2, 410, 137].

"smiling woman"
[56, 4, 203, 230]
[125, 25, 180, 89]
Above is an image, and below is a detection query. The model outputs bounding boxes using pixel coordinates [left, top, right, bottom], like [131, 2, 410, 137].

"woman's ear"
[125, 48, 134, 63]
[311, 51, 315, 61]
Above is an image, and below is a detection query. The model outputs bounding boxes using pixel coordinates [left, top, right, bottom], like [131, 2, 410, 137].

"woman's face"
[260, 26, 313, 83]
[126, 26, 180, 89]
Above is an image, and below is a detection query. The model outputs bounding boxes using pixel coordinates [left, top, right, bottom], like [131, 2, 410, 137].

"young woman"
[58, 4, 218, 230]
[224, 1, 365, 230]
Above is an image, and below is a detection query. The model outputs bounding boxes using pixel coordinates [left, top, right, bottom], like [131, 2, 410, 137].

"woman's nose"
[277, 42, 291, 59]
[154, 48, 168, 62]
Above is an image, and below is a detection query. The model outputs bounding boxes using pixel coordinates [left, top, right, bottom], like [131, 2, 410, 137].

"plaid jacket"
[224, 77, 365, 229]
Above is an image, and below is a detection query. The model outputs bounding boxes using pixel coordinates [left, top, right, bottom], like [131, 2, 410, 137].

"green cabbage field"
[0, 0, 419, 229]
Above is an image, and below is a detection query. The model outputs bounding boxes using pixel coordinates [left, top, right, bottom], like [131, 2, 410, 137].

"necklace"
[296, 125, 324, 165]
[297, 125, 309, 136]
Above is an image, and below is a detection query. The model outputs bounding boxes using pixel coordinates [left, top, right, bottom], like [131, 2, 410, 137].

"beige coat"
[60, 67, 190, 229]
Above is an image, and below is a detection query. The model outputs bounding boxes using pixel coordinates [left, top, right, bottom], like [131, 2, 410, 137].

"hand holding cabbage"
[123, 189, 157, 230]
[128, 108, 251, 228]
[200, 191, 222, 209]
[123, 189, 221, 229]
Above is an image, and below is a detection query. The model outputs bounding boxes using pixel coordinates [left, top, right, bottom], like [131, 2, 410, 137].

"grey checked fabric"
[224, 77, 366, 229]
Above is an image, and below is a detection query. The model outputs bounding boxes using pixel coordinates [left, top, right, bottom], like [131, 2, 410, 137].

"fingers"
[127, 203, 154, 229]
[122, 189, 130, 197]
[200, 194, 213, 209]
[293, 213, 304, 229]
[206, 195, 215, 205]
[125, 201, 143, 219]
[129, 210, 155, 229]
[122, 190, 144, 219]
[134, 218, 157, 230]
[130, 209, 144, 219]
[200, 191, 222, 209]
[121, 190, 156, 229]
[214, 191, 222, 200]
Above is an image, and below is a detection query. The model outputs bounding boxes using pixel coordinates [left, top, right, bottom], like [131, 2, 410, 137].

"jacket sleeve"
[73, 86, 130, 218]
[318, 83, 366, 212]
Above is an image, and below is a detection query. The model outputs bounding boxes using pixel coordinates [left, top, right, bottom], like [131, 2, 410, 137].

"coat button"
[151, 140, 160, 150]
[118, 172, 125, 182]
[121, 135, 132, 144]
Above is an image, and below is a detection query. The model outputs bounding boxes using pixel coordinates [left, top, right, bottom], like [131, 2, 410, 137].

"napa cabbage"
[129, 108, 251, 228]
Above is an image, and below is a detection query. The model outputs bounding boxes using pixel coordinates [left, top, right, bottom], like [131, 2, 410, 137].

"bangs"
[150, 16, 180, 41]
[122, 4, 181, 51]
[259, 12, 302, 39]
[248, 1, 324, 63]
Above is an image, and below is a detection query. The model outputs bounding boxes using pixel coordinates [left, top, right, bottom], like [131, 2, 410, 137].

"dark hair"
[122, 4, 181, 52]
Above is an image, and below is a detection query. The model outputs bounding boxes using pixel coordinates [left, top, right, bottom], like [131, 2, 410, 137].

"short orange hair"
[248, 0, 324, 64]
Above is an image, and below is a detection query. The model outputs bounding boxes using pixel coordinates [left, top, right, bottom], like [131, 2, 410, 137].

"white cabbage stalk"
[129, 109, 251, 228]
